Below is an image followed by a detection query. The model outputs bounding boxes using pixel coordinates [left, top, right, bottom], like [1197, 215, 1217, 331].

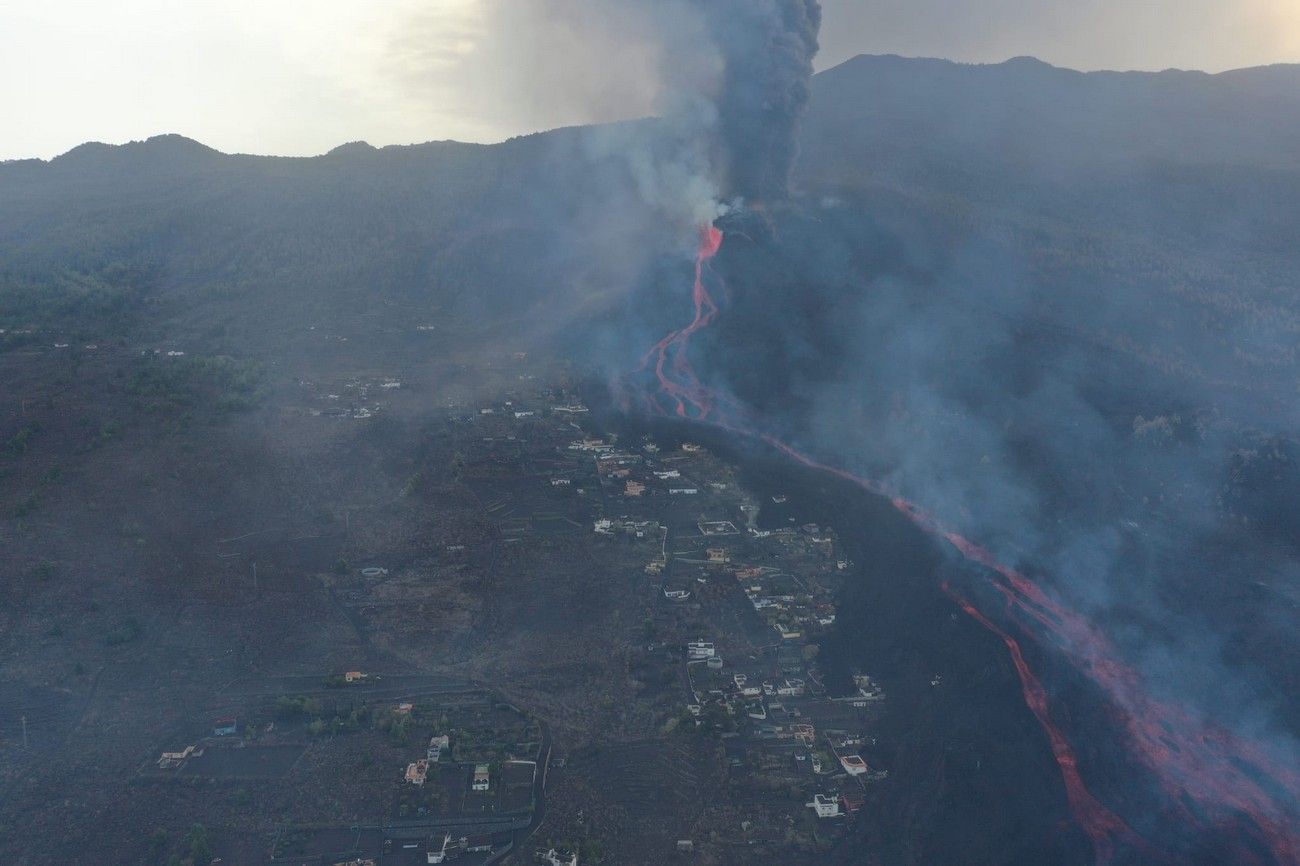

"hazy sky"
[3, 0, 1298, 161]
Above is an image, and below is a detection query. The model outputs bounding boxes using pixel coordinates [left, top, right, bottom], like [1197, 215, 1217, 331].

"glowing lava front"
[623, 225, 1300, 865]
[637, 225, 727, 419]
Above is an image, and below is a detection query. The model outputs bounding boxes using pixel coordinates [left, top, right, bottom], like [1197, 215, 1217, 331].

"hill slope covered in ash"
[2, 55, 1300, 865]
[680, 56, 1300, 864]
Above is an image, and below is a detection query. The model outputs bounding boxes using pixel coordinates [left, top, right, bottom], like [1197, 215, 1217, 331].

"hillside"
[3, 55, 1300, 866]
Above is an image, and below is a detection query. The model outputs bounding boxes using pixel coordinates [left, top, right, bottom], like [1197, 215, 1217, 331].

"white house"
[687, 640, 716, 660]
[808, 794, 842, 818]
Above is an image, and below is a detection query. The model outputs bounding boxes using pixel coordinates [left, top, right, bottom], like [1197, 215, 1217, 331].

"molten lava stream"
[636, 226, 726, 420]
[943, 584, 1145, 863]
[629, 224, 1300, 865]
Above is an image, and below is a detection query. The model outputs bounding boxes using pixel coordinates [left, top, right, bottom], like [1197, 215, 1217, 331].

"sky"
[2, 0, 1299, 161]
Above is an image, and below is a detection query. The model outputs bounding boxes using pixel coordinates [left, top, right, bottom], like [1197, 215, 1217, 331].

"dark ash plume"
[701, 0, 823, 202]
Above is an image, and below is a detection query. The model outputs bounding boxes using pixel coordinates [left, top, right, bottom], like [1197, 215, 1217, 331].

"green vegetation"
[183, 823, 212, 866]
[578, 840, 606, 863]
[396, 779, 443, 817]
[146, 828, 168, 864]
[276, 694, 421, 742]
[0, 263, 151, 336]
[274, 695, 324, 720]
[126, 354, 263, 417]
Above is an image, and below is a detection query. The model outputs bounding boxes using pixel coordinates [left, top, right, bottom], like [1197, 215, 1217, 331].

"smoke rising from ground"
[698, 0, 823, 201]
[406, 0, 822, 215]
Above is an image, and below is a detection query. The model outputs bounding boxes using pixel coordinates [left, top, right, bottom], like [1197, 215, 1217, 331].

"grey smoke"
[412, 0, 822, 212]
[699, 0, 823, 201]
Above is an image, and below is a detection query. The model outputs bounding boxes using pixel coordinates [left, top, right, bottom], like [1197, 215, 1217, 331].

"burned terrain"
[4, 51, 1300, 866]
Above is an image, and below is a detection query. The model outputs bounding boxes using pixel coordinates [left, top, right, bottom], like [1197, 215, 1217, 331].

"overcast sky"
[3, 0, 1298, 161]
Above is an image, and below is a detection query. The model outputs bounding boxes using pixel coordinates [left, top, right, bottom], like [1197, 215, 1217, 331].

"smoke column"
[699, 0, 823, 201]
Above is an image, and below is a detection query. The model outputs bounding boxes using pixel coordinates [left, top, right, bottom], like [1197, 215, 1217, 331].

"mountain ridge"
[6, 54, 1300, 169]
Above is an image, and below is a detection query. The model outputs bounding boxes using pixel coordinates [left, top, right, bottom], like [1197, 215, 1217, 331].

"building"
[429, 834, 493, 863]
[808, 794, 842, 818]
[840, 755, 869, 776]
[212, 718, 238, 737]
[790, 723, 816, 745]
[687, 640, 716, 661]
[344, 671, 367, 683]
[465, 836, 494, 853]
[427, 735, 450, 763]
[538, 849, 578, 866]
[157, 745, 203, 769]
[428, 834, 456, 864]
[406, 759, 429, 786]
[472, 763, 491, 792]
[777, 679, 806, 697]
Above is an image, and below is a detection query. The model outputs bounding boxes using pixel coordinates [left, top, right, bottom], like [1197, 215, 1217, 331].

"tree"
[147, 828, 168, 863]
[185, 824, 212, 866]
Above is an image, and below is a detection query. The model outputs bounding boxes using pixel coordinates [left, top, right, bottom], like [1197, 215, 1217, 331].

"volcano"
[619, 214, 1300, 865]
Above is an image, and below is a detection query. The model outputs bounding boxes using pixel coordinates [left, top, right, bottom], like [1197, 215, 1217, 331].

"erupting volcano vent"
[622, 225, 1300, 865]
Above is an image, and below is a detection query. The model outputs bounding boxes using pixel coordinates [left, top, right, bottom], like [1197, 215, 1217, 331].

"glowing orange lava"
[623, 225, 1300, 864]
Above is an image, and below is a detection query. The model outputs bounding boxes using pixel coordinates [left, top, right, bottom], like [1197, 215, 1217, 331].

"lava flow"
[635, 225, 728, 420]
[623, 225, 1300, 865]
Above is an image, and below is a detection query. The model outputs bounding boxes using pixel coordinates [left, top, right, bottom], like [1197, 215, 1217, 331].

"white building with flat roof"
[808, 794, 842, 818]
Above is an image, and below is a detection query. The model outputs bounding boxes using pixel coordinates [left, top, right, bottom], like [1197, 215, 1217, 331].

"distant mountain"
[2, 55, 1299, 378]
[808, 54, 1300, 174]
[0, 128, 620, 360]
[800, 55, 1300, 262]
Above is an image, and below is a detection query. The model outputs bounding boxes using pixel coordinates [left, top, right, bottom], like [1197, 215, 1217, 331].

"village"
[577, 421, 889, 853]
[144, 675, 549, 865]
[388, 377, 892, 861]
[9, 351, 891, 866]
